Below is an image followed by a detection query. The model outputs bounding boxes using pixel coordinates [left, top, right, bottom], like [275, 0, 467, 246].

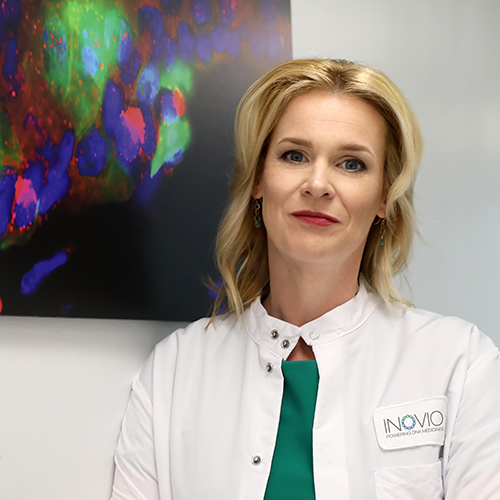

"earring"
[380, 218, 386, 247]
[254, 198, 262, 228]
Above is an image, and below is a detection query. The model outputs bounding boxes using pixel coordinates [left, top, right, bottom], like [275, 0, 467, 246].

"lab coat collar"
[243, 277, 380, 359]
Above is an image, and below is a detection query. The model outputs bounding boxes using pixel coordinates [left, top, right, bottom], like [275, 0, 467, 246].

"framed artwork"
[0, 0, 291, 320]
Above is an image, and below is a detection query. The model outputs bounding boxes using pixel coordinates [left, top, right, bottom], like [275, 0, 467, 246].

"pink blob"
[120, 107, 146, 146]
[14, 178, 37, 208]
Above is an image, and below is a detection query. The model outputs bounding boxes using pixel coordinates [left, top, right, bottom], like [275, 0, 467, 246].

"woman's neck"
[262, 259, 360, 328]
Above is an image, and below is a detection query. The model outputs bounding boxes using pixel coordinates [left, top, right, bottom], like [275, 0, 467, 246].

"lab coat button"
[270, 329, 279, 339]
[281, 339, 290, 349]
[251, 455, 262, 465]
[309, 331, 319, 340]
[266, 363, 273, 373]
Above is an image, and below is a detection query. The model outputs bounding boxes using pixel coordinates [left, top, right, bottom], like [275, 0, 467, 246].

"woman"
[111, 59, 500, 500]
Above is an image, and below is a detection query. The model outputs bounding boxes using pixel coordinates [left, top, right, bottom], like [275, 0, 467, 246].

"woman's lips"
[292, 211, 339, 226]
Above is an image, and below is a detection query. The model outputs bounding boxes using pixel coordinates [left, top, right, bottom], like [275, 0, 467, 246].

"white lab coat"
[111, 281, 500, 500]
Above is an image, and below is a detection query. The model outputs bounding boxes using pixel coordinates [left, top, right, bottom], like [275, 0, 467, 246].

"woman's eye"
[341, 158, 365, 171]
[282, 151, 305, 163]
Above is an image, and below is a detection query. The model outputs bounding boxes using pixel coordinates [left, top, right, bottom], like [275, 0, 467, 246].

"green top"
[264, 360, 319, 500]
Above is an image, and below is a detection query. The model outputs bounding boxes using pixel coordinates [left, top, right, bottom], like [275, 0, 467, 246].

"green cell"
[151, 118, 191, 177]
[41, 2, 129, 137]
[159, 60, 194, 93]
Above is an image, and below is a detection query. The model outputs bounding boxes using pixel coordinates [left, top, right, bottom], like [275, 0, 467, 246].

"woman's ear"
[376, 191, 387, 219]
[376, 200, 387, 220]
[252, 181, 263, 200]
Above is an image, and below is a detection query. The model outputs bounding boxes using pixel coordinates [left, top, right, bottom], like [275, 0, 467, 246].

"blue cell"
[212, 23, 229, 53]
[13, 187, 36, 229]
[53, 130, 75, 171]
[21, 250, 69, 296]
[138, 6, 164, 38]
[83, 29, 88, 39]
[0, 167, 17, 237]
[134, 171, 161, 206]
[2, 36, 24, 98]
[103, 81, 124, 135]
[191, 0, 211, 24]
[37, 131, 74, 214]
[161, 91, 177, 125]
[115, 120, 142, 165]
[24, 161, 44, 195]
[2, 38, 18, 81]
[163, 159, 175, 171]
[121, 47, 141, 86]
[219, 0, 236, 24]
[141, 105, 157, 156]
[113, 109, 145, 165]
[76, 127, 106, 176]
[177, 22, 196, 63]
[38, 168, 71, 214]
[164, 148, 184, 170]
[196, 33, 212, 62]
[116, 20, 132, 65]
[172, 149, 184, 163]
[81, 45, 99, 77]
[137, 63, 159, 105]
[37, 130, 74, 171]
[165, 36, 178, 70]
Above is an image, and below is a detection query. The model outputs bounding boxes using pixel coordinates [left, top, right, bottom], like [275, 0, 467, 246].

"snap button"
[270, 329, 279, 339]
[266, 363, 273, 373]
[309, 331, 319, 340]
[251, 455, 262, 465]
[281, 339, 290, 349]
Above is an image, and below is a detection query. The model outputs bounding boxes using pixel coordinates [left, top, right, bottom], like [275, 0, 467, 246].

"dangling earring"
[380, 218, 386, 247]
[254, 198, 262, 228]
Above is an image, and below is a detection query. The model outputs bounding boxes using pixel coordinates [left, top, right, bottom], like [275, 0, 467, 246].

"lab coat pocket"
[374, 461, 443, 500]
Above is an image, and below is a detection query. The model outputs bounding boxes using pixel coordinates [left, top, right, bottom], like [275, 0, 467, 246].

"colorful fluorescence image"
[0, 0, 291, 320]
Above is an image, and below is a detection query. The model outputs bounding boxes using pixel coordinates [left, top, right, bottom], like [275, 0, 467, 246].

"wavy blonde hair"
[210, 59, 423, 322]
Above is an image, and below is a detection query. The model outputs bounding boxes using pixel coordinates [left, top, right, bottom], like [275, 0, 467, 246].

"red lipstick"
[292, 210, 339, 226]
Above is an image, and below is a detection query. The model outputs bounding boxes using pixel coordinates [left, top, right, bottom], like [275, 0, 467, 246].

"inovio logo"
[383, 410, 445, 434]
[374, 396, 448, 450]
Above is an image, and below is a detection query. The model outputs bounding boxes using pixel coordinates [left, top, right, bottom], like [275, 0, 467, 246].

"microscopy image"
[0, 0, 291, 320]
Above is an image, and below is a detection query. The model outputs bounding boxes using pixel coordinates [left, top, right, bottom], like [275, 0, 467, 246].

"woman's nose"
[302, 162, 334, 198]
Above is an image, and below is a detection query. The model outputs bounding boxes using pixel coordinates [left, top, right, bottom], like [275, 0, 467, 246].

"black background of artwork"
[0, 21, 292, 321]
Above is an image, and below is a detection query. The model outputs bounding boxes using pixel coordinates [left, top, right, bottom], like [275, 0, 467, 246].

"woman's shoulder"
[135, 311, 246, 394]
[375, 299, 498, 363]
[151, 309, 249, 363]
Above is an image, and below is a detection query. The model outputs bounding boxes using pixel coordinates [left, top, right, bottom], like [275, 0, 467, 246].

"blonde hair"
[210, 58, 423, 322]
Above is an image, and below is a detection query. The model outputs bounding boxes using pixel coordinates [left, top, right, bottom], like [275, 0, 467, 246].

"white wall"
[1, 1, 499, 500]
[0, 316, 186, 500]
[291, 0, 500, 342]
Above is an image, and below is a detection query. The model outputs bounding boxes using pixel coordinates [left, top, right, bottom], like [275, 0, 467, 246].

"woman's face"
[253, 90, 387, 274]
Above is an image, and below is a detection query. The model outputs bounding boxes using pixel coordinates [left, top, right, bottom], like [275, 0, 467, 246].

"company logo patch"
[373, 396, 447, 450]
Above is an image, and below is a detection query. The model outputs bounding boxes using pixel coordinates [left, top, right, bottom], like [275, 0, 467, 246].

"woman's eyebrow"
[340, 143, 375, 157]
[276, 137, 313, 148]
[276, 137, 375, 157]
